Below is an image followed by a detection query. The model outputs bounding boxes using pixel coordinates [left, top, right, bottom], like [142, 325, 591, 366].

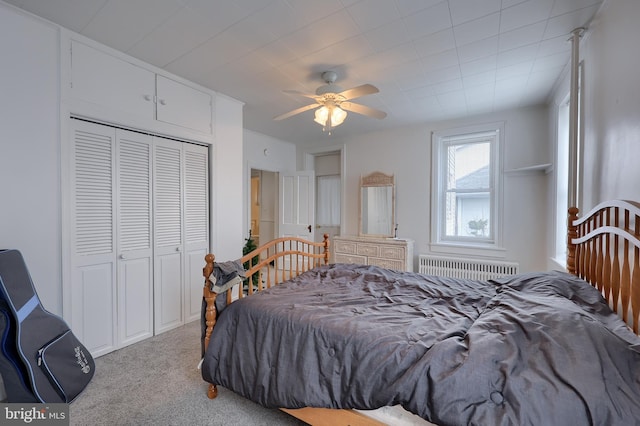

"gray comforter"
[202, 263, 640, 425]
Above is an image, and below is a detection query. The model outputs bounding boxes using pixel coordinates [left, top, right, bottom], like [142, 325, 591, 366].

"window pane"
[316, 175, 340, 226]
[445, 192, 491, 238]
[446, 142, 491, 190]
[555, 100, 570, 261]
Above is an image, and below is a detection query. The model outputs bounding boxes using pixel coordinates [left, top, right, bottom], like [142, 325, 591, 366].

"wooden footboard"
[201, 235, 392, 425]
[202, 234, 330, 399]
[568, 200, 640, 334]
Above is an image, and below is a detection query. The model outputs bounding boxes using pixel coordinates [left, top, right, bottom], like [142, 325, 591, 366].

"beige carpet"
[69, 320, 306, 426]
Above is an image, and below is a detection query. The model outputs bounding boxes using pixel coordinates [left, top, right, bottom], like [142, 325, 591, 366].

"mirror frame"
[359, 172, 395, 237]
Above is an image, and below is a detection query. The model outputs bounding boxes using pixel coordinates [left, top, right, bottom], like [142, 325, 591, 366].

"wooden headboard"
[567, 200, 640, 333]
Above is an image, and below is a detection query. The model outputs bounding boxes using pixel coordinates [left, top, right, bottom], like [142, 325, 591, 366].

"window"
[316, 175, 341, 226]
[554, 76, 581, 266]
[555, 98, 570, 264]
[431, 123, 504, 256]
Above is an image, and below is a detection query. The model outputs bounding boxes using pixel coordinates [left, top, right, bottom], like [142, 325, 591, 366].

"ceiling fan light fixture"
[314, 106, 329, 126]
[331, 106, 347, 126]
[275, 71, 385, 133]
[314, 105, 347, 130]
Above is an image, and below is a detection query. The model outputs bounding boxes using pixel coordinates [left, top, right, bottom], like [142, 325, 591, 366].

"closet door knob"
[159, 99, 167, 106]
[175, 247, 181, 252]
[143, 94, 152, 101]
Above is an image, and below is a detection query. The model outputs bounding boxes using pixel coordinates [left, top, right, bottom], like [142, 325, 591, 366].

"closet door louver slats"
[154, 145, 182, 247]
[74, 131, 114, 256]
[185, 148, 208, 244]
[119, 138, 152, 252]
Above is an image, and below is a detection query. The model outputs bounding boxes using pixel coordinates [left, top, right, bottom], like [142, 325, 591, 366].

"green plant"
[242, 231, 260, 289]
[468, 218, 488, 236]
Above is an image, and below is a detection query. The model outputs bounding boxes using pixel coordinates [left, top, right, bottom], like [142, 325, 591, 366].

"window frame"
[553, 96, 570, 267]
[430, 122, 505, 258]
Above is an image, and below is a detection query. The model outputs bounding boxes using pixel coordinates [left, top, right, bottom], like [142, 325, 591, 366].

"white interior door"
[279, 170, 315, 240]
[279, 170, 314, 271]
[70, 119, 117, 357]
[68, 120, 210, 355]
[153, 138, 184, 334]
[116, 129, 154, 347]
[183, 143, 209, 322]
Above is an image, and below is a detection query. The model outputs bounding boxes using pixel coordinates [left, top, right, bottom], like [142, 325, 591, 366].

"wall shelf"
[505, 163, 553, 175]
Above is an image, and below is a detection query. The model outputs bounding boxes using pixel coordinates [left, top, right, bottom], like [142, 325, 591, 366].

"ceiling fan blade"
[341, 102, 387, 119]
[338, 84, 379, 100]
[274, 103, 320, 121]
[283, 89, 318, 100]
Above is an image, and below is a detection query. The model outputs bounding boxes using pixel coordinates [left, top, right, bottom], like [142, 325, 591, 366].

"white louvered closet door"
[70, 120, 117, 357]
[69, 120, 210, 354]
[183, 144, 209, 321]
[153, 138, 184, 334]
[116, 130, 154, 347]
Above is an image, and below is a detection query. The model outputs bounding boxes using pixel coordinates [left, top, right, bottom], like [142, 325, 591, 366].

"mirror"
[359, 172, 395, 237]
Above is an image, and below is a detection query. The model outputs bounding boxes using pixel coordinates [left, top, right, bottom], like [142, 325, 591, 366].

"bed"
[201, 200, 640, 425]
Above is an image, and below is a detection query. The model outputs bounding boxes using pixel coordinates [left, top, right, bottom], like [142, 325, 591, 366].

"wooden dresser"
[333, 236, 414, 272]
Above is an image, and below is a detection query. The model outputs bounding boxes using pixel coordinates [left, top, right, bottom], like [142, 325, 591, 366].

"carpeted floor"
[69, 320, 306, 426]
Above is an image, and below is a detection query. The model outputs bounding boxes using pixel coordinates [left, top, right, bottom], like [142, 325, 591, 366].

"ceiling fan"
[274, 71, 387, 133]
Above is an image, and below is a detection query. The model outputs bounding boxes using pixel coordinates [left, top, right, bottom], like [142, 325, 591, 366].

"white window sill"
[549, 256, 567, 272]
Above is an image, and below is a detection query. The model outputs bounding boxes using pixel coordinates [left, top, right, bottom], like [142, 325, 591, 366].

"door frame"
[302, 143, 346, 241]
[245, 161, 280, 244]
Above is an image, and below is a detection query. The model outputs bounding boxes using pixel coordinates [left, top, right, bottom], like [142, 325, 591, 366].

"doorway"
[249, 148, 342, 250]
[314, 151, 342, 245]
[250, 169, 277, 247]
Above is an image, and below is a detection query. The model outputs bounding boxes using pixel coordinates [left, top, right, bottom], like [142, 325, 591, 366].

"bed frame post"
[567, 206, 579, 275]
[323, 233, 330, 265]
[202, 253, 218, 399]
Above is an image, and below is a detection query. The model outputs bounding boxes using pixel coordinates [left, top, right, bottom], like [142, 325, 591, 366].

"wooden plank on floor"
[280, 407, 387, 426]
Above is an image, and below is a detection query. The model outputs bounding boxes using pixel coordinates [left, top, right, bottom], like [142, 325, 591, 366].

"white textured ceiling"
[5, 0, 602, 144]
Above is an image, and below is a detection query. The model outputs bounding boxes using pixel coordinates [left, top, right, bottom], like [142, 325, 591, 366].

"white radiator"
[418, 255, 519, 280]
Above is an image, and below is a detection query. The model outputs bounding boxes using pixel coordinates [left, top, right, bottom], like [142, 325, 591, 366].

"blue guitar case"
[0, 299, 38, 402]
[0, 249, 95, 403]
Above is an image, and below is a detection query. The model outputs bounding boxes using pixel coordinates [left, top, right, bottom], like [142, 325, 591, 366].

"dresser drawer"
[332, 236, 414, 272]
[356, 243, 379, 257]
[379, 245, 405, 260]
[335, 253, 367, 265]
[368, 257, 405, 271]
[334, 240, 357, 255]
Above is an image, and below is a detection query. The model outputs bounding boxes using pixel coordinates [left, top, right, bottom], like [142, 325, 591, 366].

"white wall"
[0, 1, 247, 314]
[244, 129, 297, 172]
[333, 105, 550, 272]
[0, 4, 61, 314]
[242, 129, 297, 239]
[212, 95, 245, 262]
[578, 0, 640, 208]
[544, 0, 640, 271]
